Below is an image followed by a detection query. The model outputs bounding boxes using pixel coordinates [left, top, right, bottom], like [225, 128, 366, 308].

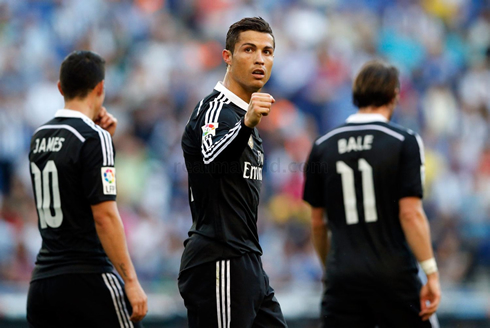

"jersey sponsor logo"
[202, 123, 219, 137]
[338, 135, 373, 154]
[33, 137, 65, 153]
[101, 167, 117, 195]
[243, 162, 263, 181]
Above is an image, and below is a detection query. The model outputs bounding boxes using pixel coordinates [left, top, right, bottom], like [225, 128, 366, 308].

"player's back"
[306, 113, 424, 300]
[29, 110, 115, 280]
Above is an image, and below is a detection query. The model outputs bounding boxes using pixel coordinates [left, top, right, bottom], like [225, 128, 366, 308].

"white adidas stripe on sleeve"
[81, 118, 114, 166]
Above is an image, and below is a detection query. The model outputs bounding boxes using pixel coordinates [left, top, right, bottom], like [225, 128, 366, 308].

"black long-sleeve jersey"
[180, 82, 265, 273]
[303, 113, 426, 300]
[29, 109, 116, 281]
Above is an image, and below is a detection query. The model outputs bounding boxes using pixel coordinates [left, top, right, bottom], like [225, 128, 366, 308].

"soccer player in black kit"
[179, 17, 287, 327]
[303, 61, 441, 328]
[27, 51, 147, 328]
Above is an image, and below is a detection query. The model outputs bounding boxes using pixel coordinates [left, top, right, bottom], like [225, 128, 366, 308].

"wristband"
[419, 258, 438, 275]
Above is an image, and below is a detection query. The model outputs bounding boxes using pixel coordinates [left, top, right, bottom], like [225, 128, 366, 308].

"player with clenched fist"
[180, 17, 287, 328]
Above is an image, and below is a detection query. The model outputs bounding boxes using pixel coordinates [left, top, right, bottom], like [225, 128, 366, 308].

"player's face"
[227, 30, 274, 94]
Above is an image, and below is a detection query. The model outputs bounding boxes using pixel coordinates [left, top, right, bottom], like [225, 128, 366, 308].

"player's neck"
[357, 106, 392, 121]
[63, 99, 98, 121]
[222, 74, 255, 104]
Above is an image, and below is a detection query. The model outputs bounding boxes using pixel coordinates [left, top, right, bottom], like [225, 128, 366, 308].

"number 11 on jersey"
[336, 158, 377, 225]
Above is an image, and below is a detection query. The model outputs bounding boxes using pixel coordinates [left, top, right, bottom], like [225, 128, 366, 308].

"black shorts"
[178, 252, 287, 328]
[27, 272, 143, 328]
[321, 296, 439, 328]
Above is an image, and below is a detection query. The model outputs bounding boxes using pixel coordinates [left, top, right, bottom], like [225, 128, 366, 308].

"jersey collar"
[55, 109, 92, 121]
[346, 113, 388, 123]
[214, 82, 248, 112]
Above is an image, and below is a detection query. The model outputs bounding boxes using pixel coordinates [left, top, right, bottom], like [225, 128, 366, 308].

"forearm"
[311, 207, 329, 269]
[400, 207, 434, 263]
[312, 225, 329, 268]
[94, 211, 138, 283]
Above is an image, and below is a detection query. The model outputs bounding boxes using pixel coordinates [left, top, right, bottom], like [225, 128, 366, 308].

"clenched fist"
[95, 106, 118, 137]
[244, 93, 275, 128]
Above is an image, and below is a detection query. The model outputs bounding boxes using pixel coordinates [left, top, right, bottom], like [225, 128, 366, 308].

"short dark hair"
[352, 60, 400, 108]
[225, 17, 275, 53]
[59, 50, 105, 100]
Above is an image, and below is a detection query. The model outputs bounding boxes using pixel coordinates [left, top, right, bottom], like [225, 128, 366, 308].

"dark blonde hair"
[352, 60, 399, 108]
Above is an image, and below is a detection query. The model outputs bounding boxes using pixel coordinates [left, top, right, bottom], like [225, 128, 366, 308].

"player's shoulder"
[313, 122, 358, 148]
[313, 120, 415, 149]
[202, 88, 223, 106]
[65, 116, 111, 144]
[194, 89, 220, 114]
[386, 122, 422, 145]
[385, 121, 413, 137]
[195, 90, 241, 124]
[77, 117, 109, 138]
[34, 115, 110, 145]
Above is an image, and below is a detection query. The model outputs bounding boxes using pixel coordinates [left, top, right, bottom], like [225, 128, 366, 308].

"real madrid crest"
[248, 135, 254, 149]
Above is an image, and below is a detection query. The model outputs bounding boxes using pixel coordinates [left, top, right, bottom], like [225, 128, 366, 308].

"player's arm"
[311, 207, 330, 270]
[399, 197, 440, 321]
[303, 142, 329, 269]
[398, 132, 440, 321]
[92, 201, 148, 322]
[201, 93, 274, 165]
[399, 198, 434, 265]
[81, 135, 146, 322]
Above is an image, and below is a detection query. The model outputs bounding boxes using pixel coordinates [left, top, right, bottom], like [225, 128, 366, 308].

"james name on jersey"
[33, 137, 65, 153]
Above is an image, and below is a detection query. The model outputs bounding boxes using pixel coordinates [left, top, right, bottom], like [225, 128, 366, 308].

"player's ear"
[393, 88, 400, 106]
[57, 81, 64, 96]
[222, 49, 232, 66]
[94, 80, 105, 96]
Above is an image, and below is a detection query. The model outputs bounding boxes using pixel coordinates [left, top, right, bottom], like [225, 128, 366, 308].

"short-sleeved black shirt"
[180, 82, 265, 273]
[303, 113, 425, 300]
[29, 109, 116, 281]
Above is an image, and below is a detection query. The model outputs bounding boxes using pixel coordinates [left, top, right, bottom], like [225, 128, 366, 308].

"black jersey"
[303, 113, 425, 300]
[180, 82, 264, 272]
[29, 109, 116, 281]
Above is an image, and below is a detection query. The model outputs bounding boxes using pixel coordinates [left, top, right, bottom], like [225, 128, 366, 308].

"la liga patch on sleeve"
[101, 167, 117, 195]
[202, 123, 218, 137]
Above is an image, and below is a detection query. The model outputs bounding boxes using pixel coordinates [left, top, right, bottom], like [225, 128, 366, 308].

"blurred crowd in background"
[0, 0, 490, 318]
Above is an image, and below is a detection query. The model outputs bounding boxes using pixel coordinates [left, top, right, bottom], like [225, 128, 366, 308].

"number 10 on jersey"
[336, 158, 377, 225]
[31, 161, 63, 229]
